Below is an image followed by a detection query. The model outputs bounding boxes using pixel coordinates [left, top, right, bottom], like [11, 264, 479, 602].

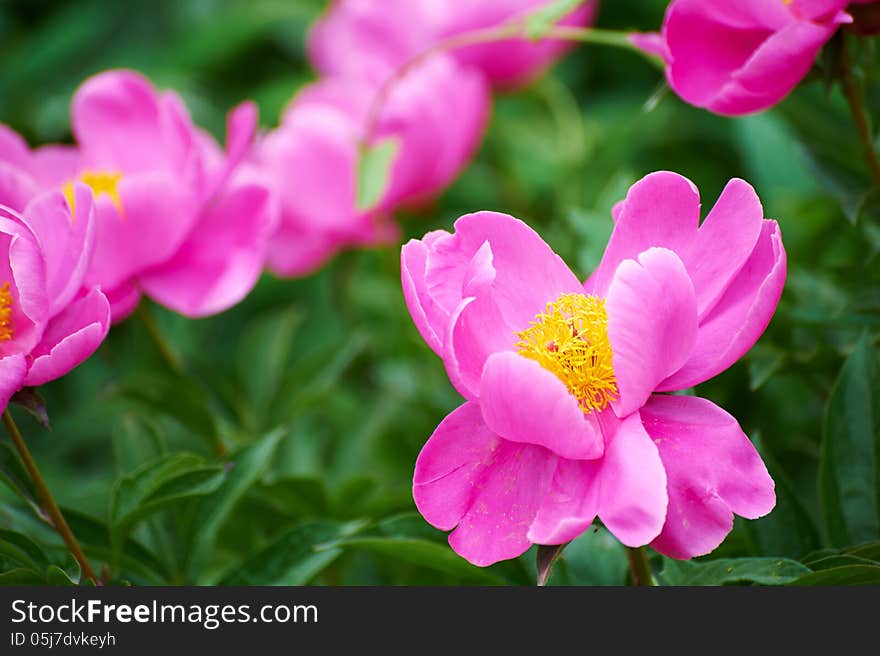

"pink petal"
[683, 178, 764, 318]
[72, 69, 194, 174]
[706, 19, 843, 115]
[0, 163, 39, 213]
[24, 288, 110, 387]
[642, 394, 775, 559]
[606, 247, 697, 418]
[480, 351, 603, 460]
[29, 145, 82, 188]
[83, 173, 198, 292]
[377, 55, 489, 207]
[658, 220, 786, 391]
[139, 181, 276, 317]
[258, 99, 376, 276]
[440, 1, 596, 88]
[428, 211, 582, 331]
[266, 222, 345, 278]
[590, 173, 764, 318]
[586, 171, 701, 297]
[528, 457, 601, 545]
[443, 294, 513, 400]
[306, 0, 434, 85]
[447, 436, 556, 566]
[413, 401, 503, 531]
[0, 354, 27, 411]
[401, 236, 447, 356]
[203, 101, 258, 200]
[21, 186, 95, 318]
[596, 411, 668, 547]
[0, 210, 48, 354]
[0, 124, 32, 170]
[103, 282, 142, 324]
[662, 0, 846, 115]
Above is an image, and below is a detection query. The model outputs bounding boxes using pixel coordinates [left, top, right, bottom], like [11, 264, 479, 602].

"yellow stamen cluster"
[515, 293, 617, 414]
[0, 282, 14, 342]
[63, 170, 124, 216]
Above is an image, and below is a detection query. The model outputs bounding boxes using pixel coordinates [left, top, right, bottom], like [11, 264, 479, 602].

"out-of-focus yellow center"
[516, 293, 617, 414]
[0, 282, 14, 342]
[63, 170, 124, 216]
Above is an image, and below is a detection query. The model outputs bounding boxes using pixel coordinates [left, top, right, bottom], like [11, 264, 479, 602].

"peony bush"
[0, 0, 877, 588]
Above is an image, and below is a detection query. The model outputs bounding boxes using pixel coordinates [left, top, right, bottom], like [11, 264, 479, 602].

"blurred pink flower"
[1, 70, 276, 321]
[0, 185, 110, 410]
[631, 0, 854, 115]
[308, 0, 596, 89]
[401, 172, 785, 565]
[259, 55, 489, 277]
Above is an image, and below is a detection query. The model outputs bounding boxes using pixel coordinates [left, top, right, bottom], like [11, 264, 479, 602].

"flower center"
[63, 170, 124, 215]
[0, 282, 14, 342]
[515, 293, 617, 414]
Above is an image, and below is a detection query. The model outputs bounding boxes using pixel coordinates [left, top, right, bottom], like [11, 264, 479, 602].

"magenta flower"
[632, 0, 854, 115]
[308, 0, 595, 89]
[259, 56, 488, 276]
[401, 172, 785, 565]
[1, 70, 276, 321]
[0, 185, 110, 410]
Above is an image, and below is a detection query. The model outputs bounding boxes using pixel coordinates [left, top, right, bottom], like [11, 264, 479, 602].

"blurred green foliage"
[0, 0, 879, 586]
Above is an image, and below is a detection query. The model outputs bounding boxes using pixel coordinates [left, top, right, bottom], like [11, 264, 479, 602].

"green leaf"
[525, 0, 581, 38]
[237, 308, 303, 426]
[256, 476, 331, 518]
[323, 537, 504, 584]
[111, 373, 219, 451]
[848, 541, 880, 562]
[110, 453, 226, 549]
[356, 139, 399, 211]
[659, 558, 811, 586]
[186, 429, 285, 581]
[44, 565, 78, 586]
[217, 520, 363, 585]
[803, 554, 880, 570]
[0, 529, 50, 571]
[0, 568, 46, 585]
[789, 565, 880, 586]
[0, 442, 41, 514]
[820, 334, 880, 547]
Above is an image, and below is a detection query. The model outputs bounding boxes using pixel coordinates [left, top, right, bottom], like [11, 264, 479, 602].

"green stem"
[840, 37, 880, 185]
[2, 410, 98, 585]
[626, 546, 654, 586]
[136, 302, 184, 375]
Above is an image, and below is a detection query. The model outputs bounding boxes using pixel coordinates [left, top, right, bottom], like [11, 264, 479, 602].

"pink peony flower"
[0, 184, 110, 410]
[631, 0, 854, 115]
[308, 0, 595, 89]
[1, 70, 276, 321]
[401, 171, 786, 565]
[259, 56, 489, 276]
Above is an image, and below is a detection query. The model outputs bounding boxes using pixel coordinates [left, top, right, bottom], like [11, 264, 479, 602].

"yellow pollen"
[63, 170, 124, 216]
[515, 293, 617, 414]
[0, 282, 14, 342]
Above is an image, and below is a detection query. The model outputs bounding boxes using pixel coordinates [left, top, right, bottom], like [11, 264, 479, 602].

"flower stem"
[136, 302, 184, 375]
[2, 410, 98, 585]
[840, 37, 880, 185]
[625, 546, 654, 586]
